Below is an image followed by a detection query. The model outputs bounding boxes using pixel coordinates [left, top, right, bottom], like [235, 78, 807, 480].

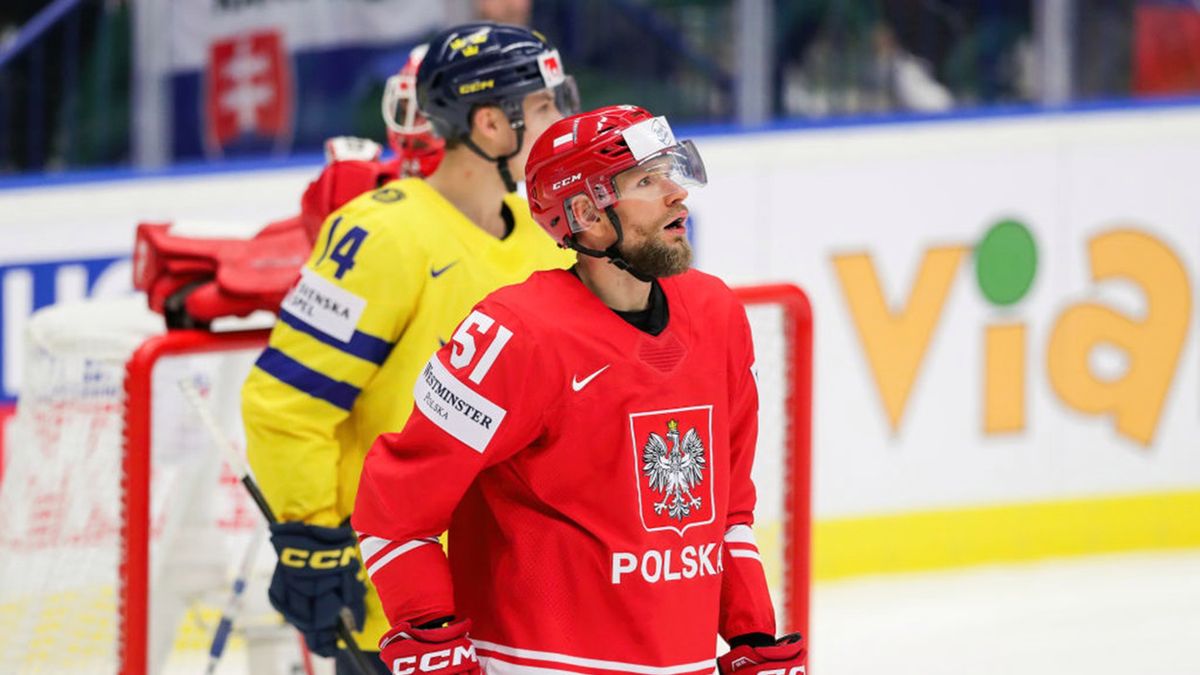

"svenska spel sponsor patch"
[414, 355, 507, 453]
[280, 267, 366, 343]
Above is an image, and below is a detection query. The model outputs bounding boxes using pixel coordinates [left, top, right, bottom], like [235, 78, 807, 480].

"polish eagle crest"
[641, 419, 707, 521]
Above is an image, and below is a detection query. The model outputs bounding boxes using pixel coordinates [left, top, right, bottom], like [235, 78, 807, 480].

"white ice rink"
[177, 550, 1200, 675]
[810, 550, 1200, 675]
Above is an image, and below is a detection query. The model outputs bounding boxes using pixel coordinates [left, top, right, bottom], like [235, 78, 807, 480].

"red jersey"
[353, 268, 776, 674]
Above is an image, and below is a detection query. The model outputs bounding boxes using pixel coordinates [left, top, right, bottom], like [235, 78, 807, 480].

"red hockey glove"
[718, 633, 807, 675]
[378, 618, 481, 675]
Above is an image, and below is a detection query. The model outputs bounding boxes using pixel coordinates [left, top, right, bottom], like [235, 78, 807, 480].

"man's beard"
[618, 233, 693, 278]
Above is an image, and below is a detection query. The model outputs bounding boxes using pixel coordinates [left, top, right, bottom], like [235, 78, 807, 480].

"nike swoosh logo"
[571, 365, 610, 392]
[430, 261, 458, 278]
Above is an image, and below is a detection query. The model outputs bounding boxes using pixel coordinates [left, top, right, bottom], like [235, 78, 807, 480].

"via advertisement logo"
[833, 223, 1191, 446]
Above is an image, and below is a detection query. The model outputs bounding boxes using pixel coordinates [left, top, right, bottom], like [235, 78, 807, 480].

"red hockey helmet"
[382, 44, 445, 178]
[526, 105, 706, 246]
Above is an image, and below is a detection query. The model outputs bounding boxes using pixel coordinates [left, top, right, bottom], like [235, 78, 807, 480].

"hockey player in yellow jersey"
[241, 23, 579, 673]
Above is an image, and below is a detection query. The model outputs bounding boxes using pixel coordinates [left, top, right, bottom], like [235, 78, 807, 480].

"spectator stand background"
[4, 0, 1200, 176]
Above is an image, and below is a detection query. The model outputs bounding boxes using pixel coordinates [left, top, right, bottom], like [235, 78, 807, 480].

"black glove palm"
[268, 521, 366, 657]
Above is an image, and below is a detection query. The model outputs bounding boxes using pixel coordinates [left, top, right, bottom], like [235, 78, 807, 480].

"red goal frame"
[733, 284, 813, 641]
[119, 329, 270, 675]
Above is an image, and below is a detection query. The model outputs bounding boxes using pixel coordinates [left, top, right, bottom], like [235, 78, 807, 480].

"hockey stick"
[204, 525, 266, 675]
[178, 379, 378, 675]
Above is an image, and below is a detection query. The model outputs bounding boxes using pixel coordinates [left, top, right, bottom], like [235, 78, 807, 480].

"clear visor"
[613, 140, 706, 202]
[382, 73, 432, 136]
[552, 76, 581, 118]
[568, 140, 706, 234]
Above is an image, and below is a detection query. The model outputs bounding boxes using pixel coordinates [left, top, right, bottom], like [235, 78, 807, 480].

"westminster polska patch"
[413, 355, 507, 453]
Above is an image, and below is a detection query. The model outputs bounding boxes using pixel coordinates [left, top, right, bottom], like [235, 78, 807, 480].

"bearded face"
[565, 154, 696, 279]
[609, 160, 693, 278]
[614, 210, 693, 278]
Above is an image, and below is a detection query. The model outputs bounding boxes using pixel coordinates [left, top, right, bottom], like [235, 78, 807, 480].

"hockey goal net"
[0, 285, 810, 675]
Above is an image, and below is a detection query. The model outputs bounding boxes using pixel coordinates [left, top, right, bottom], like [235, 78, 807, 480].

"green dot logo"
[975, 219, 1038, 306]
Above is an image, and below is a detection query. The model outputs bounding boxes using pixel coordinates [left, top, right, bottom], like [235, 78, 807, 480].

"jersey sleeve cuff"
[359, 533, 456, 627]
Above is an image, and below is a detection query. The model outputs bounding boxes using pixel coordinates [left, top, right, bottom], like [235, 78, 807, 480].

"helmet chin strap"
[461, 119, 525, 193]
[566, 207, 655, 283]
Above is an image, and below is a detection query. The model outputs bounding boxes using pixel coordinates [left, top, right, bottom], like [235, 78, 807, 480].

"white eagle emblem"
[641, 419, 707, 521]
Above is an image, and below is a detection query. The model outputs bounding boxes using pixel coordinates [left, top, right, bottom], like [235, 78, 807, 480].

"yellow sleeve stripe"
[253, 347, 361, 411]
[279, 308, 394, 365]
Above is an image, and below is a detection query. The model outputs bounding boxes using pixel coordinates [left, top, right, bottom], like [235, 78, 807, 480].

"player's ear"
[568, 195, 602, 229]
[469, 105, 506, 146]
[470, 104, 513, 141]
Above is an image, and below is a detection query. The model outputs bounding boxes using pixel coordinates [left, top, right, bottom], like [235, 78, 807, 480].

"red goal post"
[733, 283, 812, 641]
[119, 328, 271, 675]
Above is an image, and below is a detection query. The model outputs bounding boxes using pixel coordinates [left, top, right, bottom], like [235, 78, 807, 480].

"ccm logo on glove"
[391, 645, 477, 674]
[278, 545, 358, 569]
[379, 619, 480, 675]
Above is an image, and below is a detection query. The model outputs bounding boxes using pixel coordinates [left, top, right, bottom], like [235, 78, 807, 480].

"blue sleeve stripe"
[278, 309, 394, 366]
[254, 347, 361, 411]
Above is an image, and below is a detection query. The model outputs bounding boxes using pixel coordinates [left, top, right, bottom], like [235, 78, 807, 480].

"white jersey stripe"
[365, 537, 438, 577]
[481, 658, 716, 675]
[358, 535, 390, 562]
[729, 549, 763, 562]
[473, 639, 716, 675]
[478, 657, 582, 675]
[724, 524, 757, 545]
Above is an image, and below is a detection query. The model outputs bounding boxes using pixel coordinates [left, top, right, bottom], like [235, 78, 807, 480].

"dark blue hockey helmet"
[416, 22, 579, 190]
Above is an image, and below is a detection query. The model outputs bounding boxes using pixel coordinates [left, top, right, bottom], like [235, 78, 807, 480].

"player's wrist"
[268, 521, 357, 562]
[414, 615, 455, 630]
[718, 633, 806, 675]
[727, 632, 775, 648]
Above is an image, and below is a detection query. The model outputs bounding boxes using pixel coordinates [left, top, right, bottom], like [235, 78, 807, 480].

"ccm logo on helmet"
[458, 79, 494, 95]
[391, 645, 478, 674]
[551, 172, 582, 190]
[758, 668, 805, 675]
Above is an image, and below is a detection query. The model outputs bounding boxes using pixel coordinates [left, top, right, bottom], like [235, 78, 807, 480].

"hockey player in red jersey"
[381, 43, 446, 179]
[298, 43, 446, 241]
[352, 104, 807, 675]
[130, 45, 444, 331]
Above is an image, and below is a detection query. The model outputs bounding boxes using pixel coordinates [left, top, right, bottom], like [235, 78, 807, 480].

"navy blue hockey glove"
[268, 521, 366, 657]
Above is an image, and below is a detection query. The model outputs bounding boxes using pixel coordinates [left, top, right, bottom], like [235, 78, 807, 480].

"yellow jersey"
[242, 177, 572, 646]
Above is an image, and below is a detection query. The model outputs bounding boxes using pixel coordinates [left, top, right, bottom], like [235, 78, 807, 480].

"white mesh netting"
[742, 301, 797, 629]
[0, 297, 279, 675]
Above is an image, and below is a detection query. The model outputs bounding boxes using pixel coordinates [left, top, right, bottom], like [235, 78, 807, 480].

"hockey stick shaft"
[205, 525, 265, 675]
[179, 380, 377, 675]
